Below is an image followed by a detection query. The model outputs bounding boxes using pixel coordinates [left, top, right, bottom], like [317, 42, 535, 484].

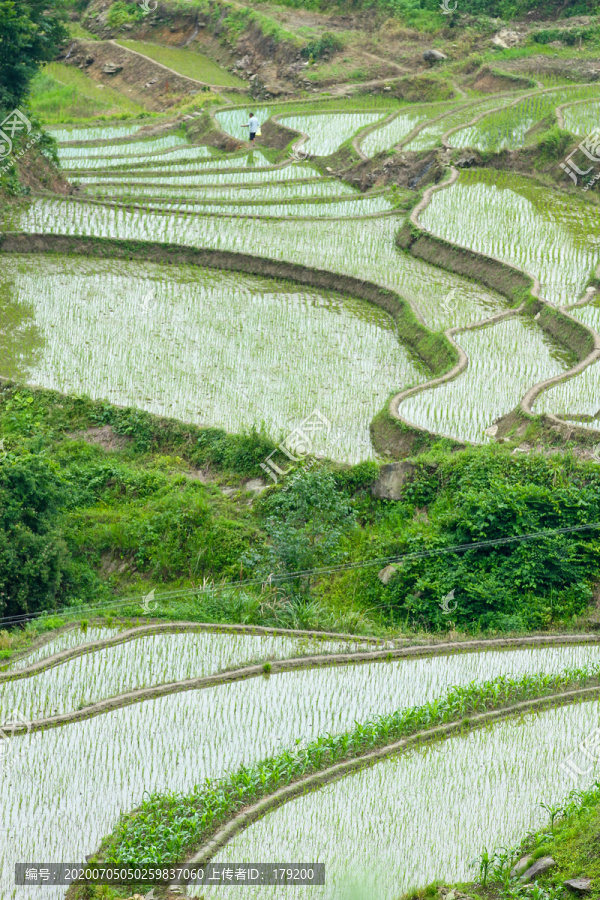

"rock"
[102, 62, 122, 75]
[245, 478, 268, 494]
[383, 85, 392, 91]
[456, 156, 476, 168]
[485, 424, 499, 437]
[520, 857, 556, 882]
[423, 49, 447, 63]
[564, 879, 592, 894]
[378, 564, 397, 585]
[491, 29, 521, 49]
[325, 166, 333, 172]
[371, 461, 416, 500]
[511, 855, 533, 877]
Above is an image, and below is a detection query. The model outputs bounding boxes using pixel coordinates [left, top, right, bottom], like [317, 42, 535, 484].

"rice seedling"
[2, 638, 600, 724]
[404, 95, 519, 151]
[198, 698, 600, 899]
[279, 113, 385, 156]
[534, 298, 600, 421]
[2, 661, 600, 900]
[562, 99, 600, 135]
[47, 123, 147, 143]
[362, 102, 457, 157]
[450, 85, 600, 151]
[0, 255, 423, 462]
[2, 199, 505, 334]
[420, 169, 600, 306]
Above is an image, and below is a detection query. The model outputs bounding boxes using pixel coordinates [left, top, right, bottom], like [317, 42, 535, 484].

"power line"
[1, 520, 599, 629]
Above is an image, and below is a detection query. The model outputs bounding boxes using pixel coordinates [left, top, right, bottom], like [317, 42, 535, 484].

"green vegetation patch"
[115, 39, 245, 87]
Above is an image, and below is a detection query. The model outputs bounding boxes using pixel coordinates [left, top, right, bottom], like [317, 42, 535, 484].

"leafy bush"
[0, 0, 69, 110]
[249, 469, 355, 597]
[300, 32, 344, 61]
[0, 455, 70, 619]
[106, 0, 143, 29]
[357, 448, 600, 632]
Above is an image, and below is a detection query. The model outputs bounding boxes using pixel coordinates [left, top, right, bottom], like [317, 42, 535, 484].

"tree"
[253, 469, 356, 598]
[0, 454, 70, 619]
[0, 0, 68, 112]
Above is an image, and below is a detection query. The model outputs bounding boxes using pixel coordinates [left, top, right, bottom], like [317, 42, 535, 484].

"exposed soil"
[506, 54, 600, 83]
[470, 66, 533, 93]
[58, 39, 212, 110]
[68, 425, 132, 452]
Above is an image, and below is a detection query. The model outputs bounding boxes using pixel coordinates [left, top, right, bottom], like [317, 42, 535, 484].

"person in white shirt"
[243, 113, 260, 141]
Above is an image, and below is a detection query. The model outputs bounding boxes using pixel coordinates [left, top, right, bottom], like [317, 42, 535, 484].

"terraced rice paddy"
[420, 170, 600, 306]
[47, 123, 147, 143]
[361, 103, 455, 156]
[2, 640, 600, 900]
[71, 150, 270, 174]
[12, 47, 600, 900]
[82, 179, 357, 202]
[57, 134, 188, 158]
[534, 298, 600, 424]
[0, 629, 379, 720]
[103, 194, 395, 219]
[10, 626, 119, 670]
[403, 95, 517, 152]
[398, 317, 567, 443]
[279, 113, 385, 156]
[0, 255, 422, 462]
[215, 108, 385, 155]
[2, 199, 506, 335]
[2, 639, 600, 723]
[562, 99, 600, 135]
[450, 85, 600, 151]
[198, 699, 600, 900]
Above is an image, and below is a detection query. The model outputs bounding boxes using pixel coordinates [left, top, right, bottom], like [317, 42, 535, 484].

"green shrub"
[301, 32, 344, 61]
[0, 455, 70, 619]
[106, 1, 143, 29]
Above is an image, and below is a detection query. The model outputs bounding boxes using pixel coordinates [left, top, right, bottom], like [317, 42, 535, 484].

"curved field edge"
[0, 232, 457, 459]
[435, 775, 600, 900]
[0, 620, 390, 683]
[8, 633, 600, 733]
[68, 669, 600, 898]
[396, 169, 600, 449]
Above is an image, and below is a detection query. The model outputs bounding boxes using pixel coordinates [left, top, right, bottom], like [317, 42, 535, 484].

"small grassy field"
[116, 39, 246, 87]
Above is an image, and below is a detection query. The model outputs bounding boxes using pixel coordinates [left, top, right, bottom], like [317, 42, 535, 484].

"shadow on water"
[0, 279, 46, 382]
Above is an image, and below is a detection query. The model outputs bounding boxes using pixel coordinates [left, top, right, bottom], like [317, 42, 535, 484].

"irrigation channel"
[1, 624, 600, 899]
[4, 87, 600, 454]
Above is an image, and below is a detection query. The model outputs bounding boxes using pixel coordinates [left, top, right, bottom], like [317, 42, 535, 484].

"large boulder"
[371, 462, 416, 500]
[423, 49, 447, 63]
[564, 879, 592, 894]
[521, 858, 556, 883]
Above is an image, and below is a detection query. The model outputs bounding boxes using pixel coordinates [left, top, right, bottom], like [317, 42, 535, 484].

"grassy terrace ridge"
[424, 781, 600, 900]
[67, 668, 600, 897]
[6, 372, 600, 637]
